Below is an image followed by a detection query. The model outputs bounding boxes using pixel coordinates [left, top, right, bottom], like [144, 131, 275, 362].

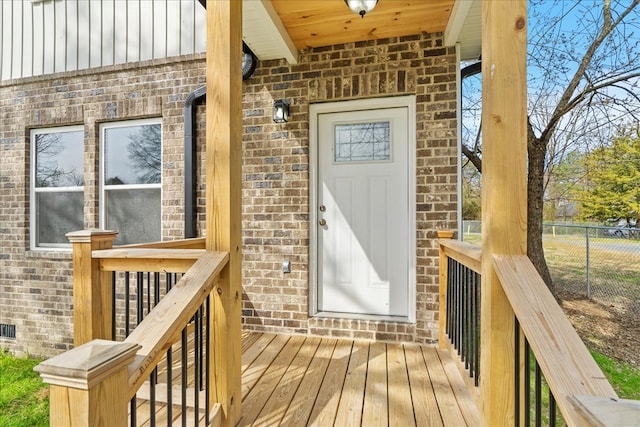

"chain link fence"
[462, 221, 640, 317]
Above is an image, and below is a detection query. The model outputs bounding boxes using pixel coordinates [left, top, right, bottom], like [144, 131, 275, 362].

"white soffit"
[445, 0, 481, 61]
[243, 0, 298, 64]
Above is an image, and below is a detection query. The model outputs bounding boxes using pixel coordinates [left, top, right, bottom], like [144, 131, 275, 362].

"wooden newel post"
[35, 339, 140, 427]
[66, 230, 118, 346]
[480, 0, 527, 425]
[437, 230, 455, 348]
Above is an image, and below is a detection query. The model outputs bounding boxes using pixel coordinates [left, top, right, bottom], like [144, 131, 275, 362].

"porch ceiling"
[242, 0, 482, 64]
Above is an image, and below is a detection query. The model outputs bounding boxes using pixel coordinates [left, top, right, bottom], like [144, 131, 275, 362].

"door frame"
[309, 96, 417, 322]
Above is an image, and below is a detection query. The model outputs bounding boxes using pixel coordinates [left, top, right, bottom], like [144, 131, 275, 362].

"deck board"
[405, 344, 444, 427]
[333, 340, 368, 426]
[361, 342, 388, 427]
[423, 346, 468, 426]
[241, 332, 480, 427]
[135, 331, 480, 426]
[279, 338, 337, 426]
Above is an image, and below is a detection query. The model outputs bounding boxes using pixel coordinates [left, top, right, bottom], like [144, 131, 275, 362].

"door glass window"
[334, 121, 390, 163]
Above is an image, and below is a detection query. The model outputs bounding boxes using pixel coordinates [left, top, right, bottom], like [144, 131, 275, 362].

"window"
[334, 121, 391, 163]
[30, 126, 85, 249]
[101, 119, 162, 245]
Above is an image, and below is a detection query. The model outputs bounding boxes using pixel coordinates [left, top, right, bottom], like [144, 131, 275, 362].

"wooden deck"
[130, 331, 480, 426]
[239, 332, 480, 426]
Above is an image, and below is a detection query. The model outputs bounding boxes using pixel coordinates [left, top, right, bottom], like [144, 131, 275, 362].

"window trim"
[99, 118, 163, 244]
[30, 125, 85, 251]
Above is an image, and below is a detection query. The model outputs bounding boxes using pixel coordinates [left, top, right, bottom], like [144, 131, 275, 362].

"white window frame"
[30, 125, 85, 251]
[99, 118, 163, 244]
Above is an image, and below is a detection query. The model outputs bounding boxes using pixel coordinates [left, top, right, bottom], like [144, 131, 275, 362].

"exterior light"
[273, 100, 290, 123]
[344, 0, 379, 18]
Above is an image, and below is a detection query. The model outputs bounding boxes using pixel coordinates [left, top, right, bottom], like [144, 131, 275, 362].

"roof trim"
[243, 0, 298, 64]
[444, 0, 474, 47]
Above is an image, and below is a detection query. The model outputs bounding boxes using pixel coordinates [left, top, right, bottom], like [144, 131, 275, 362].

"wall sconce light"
[344, 0, 379, 18]
[273, 100, 290, 123]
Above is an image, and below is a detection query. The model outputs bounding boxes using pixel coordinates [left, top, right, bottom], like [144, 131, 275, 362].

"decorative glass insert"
[31, 127, 84, 248]
[334, 121, 390, 162]
[102, 120, 162, 245]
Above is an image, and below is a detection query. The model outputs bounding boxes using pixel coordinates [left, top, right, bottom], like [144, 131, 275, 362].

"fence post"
[585, 226, 591, 298]
[438, 230, 455, 348]
[66, 230, 118, 346]
[35, 339, 139, 427]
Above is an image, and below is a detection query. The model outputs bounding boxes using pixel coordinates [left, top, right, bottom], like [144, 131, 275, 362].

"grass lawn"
[0, 349, 48, 427]
[592, 350, 640, 400]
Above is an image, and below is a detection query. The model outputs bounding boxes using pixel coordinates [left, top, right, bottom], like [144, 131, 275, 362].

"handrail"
[117, 237, 206, 250]
[93, 248, 206, 273]
[125, 251, 229, 399]
[439, 239, 481, 273]
[493, 254, 617, 426]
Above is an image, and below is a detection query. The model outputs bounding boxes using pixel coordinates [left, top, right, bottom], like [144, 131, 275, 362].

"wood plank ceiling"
[271, 0, 455, 49]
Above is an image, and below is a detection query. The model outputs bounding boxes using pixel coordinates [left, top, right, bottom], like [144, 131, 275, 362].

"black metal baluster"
[453, 260, 459, 351]
[456, 261, 462, 354]
[464, 266, 471, 367]
[535, 361, 542, 427]
[125, 272, 131, 337]
[150, 367, 157, 427]
[549, 390, 557, 427]
[130, 395, 137, 427]
[112, 271, 117, 341]
[182, 326, 188, 427]
[137, 272, 144, 325]
[447, 257, 453, 337]
[154, 272, 160, 307]
[205, 295, 210, 426]
[514, 318, 521, 427]
[167, 344, 173, 425]
[147, 272, 151, 315]
[199, 305, 205, 392]
[194, 308, 201, 426]
[475, 271, 481, 385]
[524, 339, 531, 427]
[471, 270, 477, 384]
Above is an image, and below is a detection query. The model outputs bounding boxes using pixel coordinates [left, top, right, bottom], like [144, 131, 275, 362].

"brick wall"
[236, 33, 458, 344]
[0, 54, 206, 357]
[0, 32, 457, 358]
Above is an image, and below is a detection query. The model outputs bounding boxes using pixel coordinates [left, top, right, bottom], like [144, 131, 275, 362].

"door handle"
[319, 219, 327, 226]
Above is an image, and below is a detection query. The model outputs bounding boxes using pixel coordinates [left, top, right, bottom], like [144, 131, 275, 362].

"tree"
[127, 124, 162, 184]
[462, 0, 640, 289]
[574, 127, 640, 223]
[462, 160, 482, 220]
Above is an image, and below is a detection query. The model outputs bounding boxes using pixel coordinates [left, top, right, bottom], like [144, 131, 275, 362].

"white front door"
[313, 100, 413, 318]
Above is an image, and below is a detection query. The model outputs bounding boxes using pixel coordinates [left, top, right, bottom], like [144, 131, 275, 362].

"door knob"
[319, 219, 327, 226]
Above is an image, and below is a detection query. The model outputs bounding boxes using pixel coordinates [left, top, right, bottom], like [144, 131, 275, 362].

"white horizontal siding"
[0, 0, 206, 82]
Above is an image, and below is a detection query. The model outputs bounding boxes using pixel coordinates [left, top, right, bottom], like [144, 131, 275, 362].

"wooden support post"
[35, 339, 139, 427]
[480, 0, 528, 425]
[437, 230, 455, 348]
[205, 1, 242, 426]
[67, 230, 118, 346]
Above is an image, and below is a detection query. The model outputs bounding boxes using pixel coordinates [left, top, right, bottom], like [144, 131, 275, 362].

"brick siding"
[0, 32, 457, 358]
[235, 32, 458, 344]
[0, 55, 207, 356]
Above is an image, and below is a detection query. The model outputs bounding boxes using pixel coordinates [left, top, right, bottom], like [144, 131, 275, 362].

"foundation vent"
[0, 324, 16, 339]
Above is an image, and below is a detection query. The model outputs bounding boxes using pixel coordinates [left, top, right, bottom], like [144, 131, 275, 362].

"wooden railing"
[36, 230, 231, 426]
[439, 233, 640, 426]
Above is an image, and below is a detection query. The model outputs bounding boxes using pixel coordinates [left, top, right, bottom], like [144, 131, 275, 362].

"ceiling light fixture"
[344, 0, 379, 18]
